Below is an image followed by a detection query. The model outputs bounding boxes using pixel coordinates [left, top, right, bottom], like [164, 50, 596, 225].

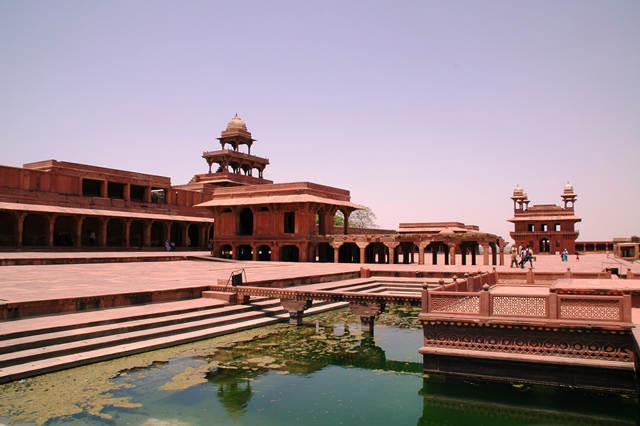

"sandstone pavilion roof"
[226, 113, 248, 132]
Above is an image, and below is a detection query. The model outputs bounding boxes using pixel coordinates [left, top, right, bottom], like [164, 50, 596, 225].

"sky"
[1, 1, 639, 242]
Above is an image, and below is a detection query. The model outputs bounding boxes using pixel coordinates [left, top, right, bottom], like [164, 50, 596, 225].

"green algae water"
[1, 308, 638, 425]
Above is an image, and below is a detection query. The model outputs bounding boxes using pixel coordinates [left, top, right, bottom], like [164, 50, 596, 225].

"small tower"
[511, 185, 529, 211]
[508, 183, 581, 254]
[190, 114, 272, 187]
[217, 113, 256, 154]
[561, 182, 577, 209]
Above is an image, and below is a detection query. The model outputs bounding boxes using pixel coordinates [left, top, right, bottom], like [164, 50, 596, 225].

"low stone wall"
[0, 286, 210, 320]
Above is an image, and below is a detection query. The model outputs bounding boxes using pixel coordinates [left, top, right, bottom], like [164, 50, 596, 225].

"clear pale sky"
[1, 1, 638, 241]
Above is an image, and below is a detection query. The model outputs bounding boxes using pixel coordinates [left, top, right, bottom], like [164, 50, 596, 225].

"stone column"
[164, 222, 172, 247]
[76, 216, 84, 247]
[280, 299, 312, 325]
[100, 181, 108, 198]
[384, 242, 399, 265]
[48, 214, 55, 247]
[100, 218, 108, 247]
[124, 183, 131, 201]
[448, 244, 457, 266]
[343, 211, 350, 235]
[331, 242, 342, 264]
[299, 242, 309, 262]
[143, 220, 152, 247]
[16, 212, 26, 247]
[124, 219, 132, 248]
[418, 243, 428, 265]
[180, 223, 188, 247]
[349, 301, 386, 335]
[145, 186, 152, 203]
[499, 239, 507, 266]
[481, 243, 490, 265]
[356, 241, 368, 264]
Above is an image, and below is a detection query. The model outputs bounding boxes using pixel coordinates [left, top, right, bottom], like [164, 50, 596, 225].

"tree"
[334, 206, 379, 229]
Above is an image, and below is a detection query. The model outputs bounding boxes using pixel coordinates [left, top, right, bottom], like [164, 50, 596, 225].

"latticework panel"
[492, 296, 546, 317]
[430, 295, 479, 313]
[559, 298, 620, 320]
[423, 327, 633, 362]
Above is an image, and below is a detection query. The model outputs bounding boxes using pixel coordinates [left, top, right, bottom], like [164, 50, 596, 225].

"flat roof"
[0, 201, 214, 223]
[196, 194, 363, 210]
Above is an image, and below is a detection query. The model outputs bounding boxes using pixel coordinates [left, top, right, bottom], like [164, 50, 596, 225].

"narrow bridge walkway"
[208, 276, 433, 334]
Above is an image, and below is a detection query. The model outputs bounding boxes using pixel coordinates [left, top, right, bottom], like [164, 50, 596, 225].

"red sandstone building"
[508, 183, 581, 254]
[0, 161, 215, 250]
[0, 114, 505, 265]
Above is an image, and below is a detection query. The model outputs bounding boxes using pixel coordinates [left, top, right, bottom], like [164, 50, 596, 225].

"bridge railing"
[423, 287, 631, 323]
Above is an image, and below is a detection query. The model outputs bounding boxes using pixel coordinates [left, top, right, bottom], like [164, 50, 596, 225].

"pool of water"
[1, 308, 638, 425]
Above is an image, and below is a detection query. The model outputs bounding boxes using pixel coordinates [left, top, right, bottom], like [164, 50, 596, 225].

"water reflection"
[202, 320, 423, 420]
[6, 306, 636, 426]
[418, 374, 639, 426]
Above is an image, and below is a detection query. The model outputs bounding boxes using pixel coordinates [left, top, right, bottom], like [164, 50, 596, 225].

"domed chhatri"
[512, 185, 524, 197]
[564, 181, 574, 194]
[226, 113, 248, 132]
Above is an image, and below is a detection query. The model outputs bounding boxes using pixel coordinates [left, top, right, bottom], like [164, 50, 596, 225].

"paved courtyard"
[0, 251, 635, 306]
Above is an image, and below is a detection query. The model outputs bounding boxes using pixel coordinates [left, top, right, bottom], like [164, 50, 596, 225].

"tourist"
[89, 231, 95, 246]
[576, 252, 580, 261]
[520, 246, 530, 268]
[527, 247, 534, 268]
[510, 247, 518, 268]
[165, 239, 170, 251]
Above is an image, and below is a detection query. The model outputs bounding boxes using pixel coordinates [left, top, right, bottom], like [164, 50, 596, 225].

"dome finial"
[226, 114, 248, 132]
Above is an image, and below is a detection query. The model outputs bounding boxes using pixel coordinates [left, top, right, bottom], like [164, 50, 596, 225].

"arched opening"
[188, 224, 200, 248]
[129, 220, 145, 247]
[81, 217, 102, 246]
[399, 242, 418, 264]
[365, 243, 388, 264]
[106, 219, 125, 247]
[53, 216, 77, 246]
[219, 244, 233, 259]
[539, 238, 550, 253]
[257, 245, 271, 261]
[238, 244, 253, 260]
[315, 243, 334, 262]
[0, 211, 18, 246]
[22, 214, 49, 246]
[461, 242, 479, 266]
[280, 245, 299, 262]
[239, 208, 253, 236]
[150, 222, 164, 247]
[489, 242, 498, 265]
[170, 223, 183, 247]
[339, 243, 360, 263]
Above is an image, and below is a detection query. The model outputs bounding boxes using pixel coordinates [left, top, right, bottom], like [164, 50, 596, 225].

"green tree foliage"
[334, 206, 378, 229]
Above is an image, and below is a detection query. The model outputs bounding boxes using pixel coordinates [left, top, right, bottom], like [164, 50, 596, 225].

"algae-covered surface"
[0, 307, 421, 426]
[1, 306, 638, 426]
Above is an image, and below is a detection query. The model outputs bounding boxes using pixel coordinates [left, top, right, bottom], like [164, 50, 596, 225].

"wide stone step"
[0, 298, 232, 340]
[0, 315, 286, 384]
[0, 308, 276, 368]
[0, 304, 258, 355]
[0, 300, 347, 384]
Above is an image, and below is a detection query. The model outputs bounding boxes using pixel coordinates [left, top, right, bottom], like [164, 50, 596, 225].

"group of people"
[560, 249, 579, 261]
[510, 243, 534, 269]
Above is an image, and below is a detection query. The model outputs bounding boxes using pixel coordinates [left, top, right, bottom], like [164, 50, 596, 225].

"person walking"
[510, 247, 518, 268]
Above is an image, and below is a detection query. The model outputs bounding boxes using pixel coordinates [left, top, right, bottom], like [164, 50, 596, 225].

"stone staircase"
[0, 297, 345, 384]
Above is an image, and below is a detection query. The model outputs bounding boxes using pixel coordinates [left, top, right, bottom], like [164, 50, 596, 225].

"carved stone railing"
[422, 285, 632, 324]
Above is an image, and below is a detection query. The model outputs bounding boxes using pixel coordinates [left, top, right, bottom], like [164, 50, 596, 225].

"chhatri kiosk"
[197, 115, 505, 266]
[508, 183, 581, 254]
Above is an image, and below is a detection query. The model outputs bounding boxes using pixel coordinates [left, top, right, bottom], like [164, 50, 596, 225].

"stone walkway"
[0, 251, 635, 306]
